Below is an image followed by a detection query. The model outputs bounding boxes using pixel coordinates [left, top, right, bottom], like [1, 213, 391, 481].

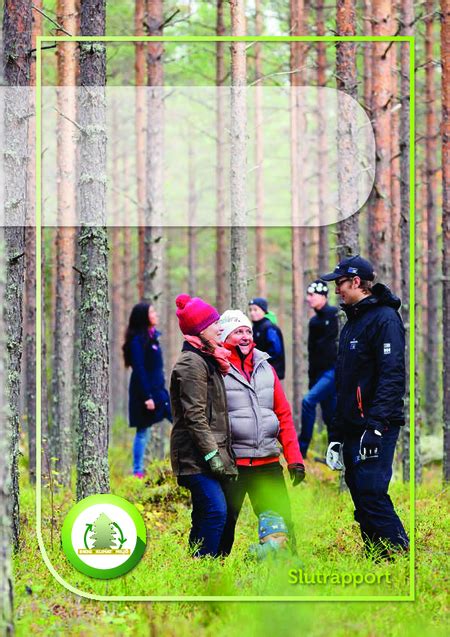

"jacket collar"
[181, 340, 218, 374]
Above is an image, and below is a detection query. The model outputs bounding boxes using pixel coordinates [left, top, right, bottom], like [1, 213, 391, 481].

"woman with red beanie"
[217, 309, 306, 556]
[170, 294, 238, 557]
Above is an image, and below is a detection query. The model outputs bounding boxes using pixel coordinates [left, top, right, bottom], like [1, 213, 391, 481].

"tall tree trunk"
[215, 0, 227, 312]
[424, 0, 440, 429]
[136, 0, 146, 299]
[52, 0, 77, 488]
[399, 0, 413, 482]
[390, 44, 401, 296]
[77, 0, 110, 500]
[24, 0, 42, 486]
[290, 0, 305, 425]
[230, 0, 248, 311]
[0, 232, 13, 636]
[335, 0, 359, 258]
[370, 0, 393, 280]
[442, 0, 450, 482]
[317, 0, 328, 274]
[144, 0, 164, 303]
[188, 141, 197, 296]
[254, 0, 266, 297]
[3, 0, 32, 551]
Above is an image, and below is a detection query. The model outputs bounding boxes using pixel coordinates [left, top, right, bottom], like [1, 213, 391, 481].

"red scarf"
[223, 342, 256, 382]
[183, 334, 231, 375]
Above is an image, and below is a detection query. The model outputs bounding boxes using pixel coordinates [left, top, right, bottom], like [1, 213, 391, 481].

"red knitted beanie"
[175, 294, 220, 336]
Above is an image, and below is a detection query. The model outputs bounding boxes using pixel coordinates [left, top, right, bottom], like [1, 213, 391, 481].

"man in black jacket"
[321, 255, 409, 558]
[298, 280, 339, 457]
[248, 297, 286, 380]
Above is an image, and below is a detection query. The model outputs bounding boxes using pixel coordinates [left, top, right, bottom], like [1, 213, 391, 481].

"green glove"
[208, 454, 226, 477]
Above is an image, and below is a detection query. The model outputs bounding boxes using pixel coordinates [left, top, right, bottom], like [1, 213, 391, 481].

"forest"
[0, 0, 449, 636]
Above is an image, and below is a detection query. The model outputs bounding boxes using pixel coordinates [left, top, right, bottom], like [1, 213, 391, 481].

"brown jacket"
[169, 342, 236, 475]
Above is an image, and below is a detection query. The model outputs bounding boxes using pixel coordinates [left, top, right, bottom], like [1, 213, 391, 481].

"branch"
[53, 107, 84, 134]
[32, 4, 73, 37]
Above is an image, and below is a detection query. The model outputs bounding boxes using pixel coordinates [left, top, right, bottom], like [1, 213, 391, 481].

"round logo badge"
[61, 494, 147, 579]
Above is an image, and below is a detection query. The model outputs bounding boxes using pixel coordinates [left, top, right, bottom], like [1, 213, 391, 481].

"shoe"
[133, 472, 144, 479]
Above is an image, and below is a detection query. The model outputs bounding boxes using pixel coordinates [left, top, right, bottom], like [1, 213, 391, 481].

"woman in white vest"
[217, 309, 305, 556]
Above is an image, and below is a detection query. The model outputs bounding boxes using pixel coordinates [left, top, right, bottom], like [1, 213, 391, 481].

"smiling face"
[334, 276, 365, 305]
[199, 320, 223, 347]
[225, 326, 253, 354]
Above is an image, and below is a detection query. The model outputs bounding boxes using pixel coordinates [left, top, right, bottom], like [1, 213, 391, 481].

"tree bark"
[390, 44, 401, 296]
[442, 0, 450, 482]
[215, 0, 228, 312]
[3, 0, 32, 552]
[77, 0, 110, 500]
[188, 141, 197, 296]
[136, 0, 146, 299]
[290, 0, 305, 426]
[424, 0, 440, 430]
[399, 0, 413, 482]
[230, 0, 248, 311]
[52, 0, 77, 488]
[254, 0, 266, 297]
[370, 0, 393, 281]
[335, 0, 359, 258]
[317, 0, 328, 274]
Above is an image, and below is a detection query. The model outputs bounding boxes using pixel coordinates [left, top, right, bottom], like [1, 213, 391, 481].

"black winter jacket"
[252, 317, 286, 379]
[308, 303, 339, 385]
[330, 284, 405, 441]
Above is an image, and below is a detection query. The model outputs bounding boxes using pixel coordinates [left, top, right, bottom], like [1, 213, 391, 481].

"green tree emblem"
[89, 513, 118, 549]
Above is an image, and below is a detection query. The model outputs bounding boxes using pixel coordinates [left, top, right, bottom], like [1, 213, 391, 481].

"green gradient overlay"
[35, 35, 415, 601]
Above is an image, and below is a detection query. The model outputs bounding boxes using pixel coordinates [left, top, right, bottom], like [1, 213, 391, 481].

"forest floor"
[13, 422, 449, 637]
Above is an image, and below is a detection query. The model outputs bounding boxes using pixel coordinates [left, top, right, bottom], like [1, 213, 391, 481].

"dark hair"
[123, 302, 152, 367]
[357, 279, 374, 293]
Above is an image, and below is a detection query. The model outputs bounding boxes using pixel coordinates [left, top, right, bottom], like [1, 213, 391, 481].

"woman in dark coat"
[123, 302, 171, 478]
[170, 294, 237, 557]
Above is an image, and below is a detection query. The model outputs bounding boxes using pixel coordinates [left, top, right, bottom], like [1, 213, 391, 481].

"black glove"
[359, 428, 383, 459]
[288, 463, 306, 486]
[208, 454, 226, 477]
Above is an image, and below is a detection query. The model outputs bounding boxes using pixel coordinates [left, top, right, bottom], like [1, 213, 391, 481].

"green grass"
[13, 431, 449, 636]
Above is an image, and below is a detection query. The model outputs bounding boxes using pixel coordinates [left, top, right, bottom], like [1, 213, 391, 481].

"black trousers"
[218, 462, 296, 556]
[343, 424, 409, 556]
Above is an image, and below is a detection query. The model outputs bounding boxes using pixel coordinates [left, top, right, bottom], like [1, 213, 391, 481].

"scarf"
[183, 334, 231, 375]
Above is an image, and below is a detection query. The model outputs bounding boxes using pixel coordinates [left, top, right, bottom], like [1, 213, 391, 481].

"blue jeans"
[343, 424, 409, 554]
[133, 428, 151, 474]
[299, 368, 337, 457]
[177, 473, 228, 557]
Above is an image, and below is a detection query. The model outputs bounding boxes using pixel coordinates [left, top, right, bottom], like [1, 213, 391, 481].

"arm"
[130, 336, 153, 399]
[176, 356, 219, 457]
[272, 369, 304, 464]
[366, 317, 405, 430]
[265, 326, 283, 360]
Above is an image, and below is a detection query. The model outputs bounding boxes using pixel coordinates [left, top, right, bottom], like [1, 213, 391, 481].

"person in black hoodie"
[298, 280, 339, 457]
[321, 255, 409, 558]
[248, 297, 286, 380]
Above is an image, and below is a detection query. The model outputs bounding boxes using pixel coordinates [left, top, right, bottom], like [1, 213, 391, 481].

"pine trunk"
[390, 44, 401, 296]
[3, 0, 32, 552]
[399, 0, 413, 481]
[188, 141, 197, 296]
[336, 0, 359, 258]
[317, 0, 328, 274]
[77, 0, 110, 500]
[424, 1, 440, 430]
[370, 0, 393, 280]
[254, 0, 266, 297]
[442, 0, 450, 482]
[290, 0, 305, 425]
[52, 0, 77, 487]
[215, 0, 227, 312]
[136, 0, 146, 299]
[230, 0, 248, 311]
[144, 0, 164, 304]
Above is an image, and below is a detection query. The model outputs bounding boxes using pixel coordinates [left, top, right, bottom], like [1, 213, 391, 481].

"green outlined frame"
[35, 34, 415, 602]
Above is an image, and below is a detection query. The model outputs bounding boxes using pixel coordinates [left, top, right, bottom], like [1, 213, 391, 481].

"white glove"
[326, 442, 344, 470]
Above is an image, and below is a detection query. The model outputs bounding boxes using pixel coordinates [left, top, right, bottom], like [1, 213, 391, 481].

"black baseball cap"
[320, 255, 375, 282]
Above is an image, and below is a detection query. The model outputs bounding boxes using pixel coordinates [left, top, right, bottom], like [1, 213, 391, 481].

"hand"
[226, 464, 239, 482]
[288, 463, 306, 486]
[326, 442, 344, 470]
[208, 454, 226, 477]
[145, 399, 155, 410]
[359, 429, 382, 460]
